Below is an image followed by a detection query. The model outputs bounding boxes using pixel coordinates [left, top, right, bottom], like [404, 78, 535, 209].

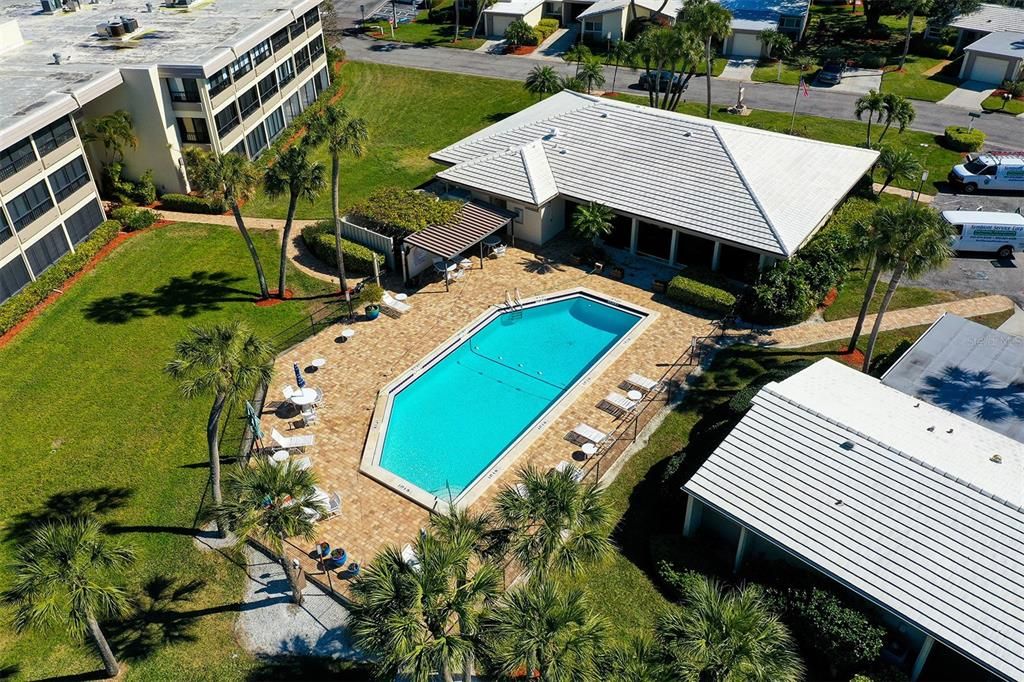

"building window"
[0, 257, 32, 303]
[282, 92, 302, 124]
[308, 35, 325, 60]
[230, 140, 247, 158]
[176, 117, 211, 144]
[245, 125, 268, 158]
[0, 138, 37, 182]
[583, 19, 601, 33]
[32, 117, 76, 157]
[314, 67, 330, 96]
[779, 15, 802, 29]
[544, 1, 558, 14]
[7, 181, 54, 231]
[48, 156, 90, 202]
[0, 209, 12, 245]
[63, 201, 104, 245]
[276, 59, 296, 88]
[230, 52, 252, 81]
[288, 18, 305, 40]
[271, 27, 290, 53]
[265, 108, 286, 142]
[299, 77, 317, 108]
[166, 77, 201, 103]
[258, 72, 279, 101]
[251, 39, 272, 66]
[25, 226, 70, 276]
[208, 67, 231, 97]
[294, 46, 311, 73]
[214, 103, 240, 137]
[238, 87, 261, 120]
[304, 7, 320, 25]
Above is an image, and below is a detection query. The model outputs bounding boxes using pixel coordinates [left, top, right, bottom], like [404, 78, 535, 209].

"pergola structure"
[402, 200, 516, 291]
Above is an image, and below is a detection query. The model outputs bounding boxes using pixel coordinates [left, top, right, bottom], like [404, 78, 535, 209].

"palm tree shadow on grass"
[4, 486, 134, 545]
[82, 271, 251, 324]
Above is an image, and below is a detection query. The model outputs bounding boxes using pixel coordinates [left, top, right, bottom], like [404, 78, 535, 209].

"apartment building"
[0, 0, 330, 305]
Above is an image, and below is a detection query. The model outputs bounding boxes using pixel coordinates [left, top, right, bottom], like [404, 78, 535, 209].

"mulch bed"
[835, 346, 866, 368]
[255, 289, 296, 306]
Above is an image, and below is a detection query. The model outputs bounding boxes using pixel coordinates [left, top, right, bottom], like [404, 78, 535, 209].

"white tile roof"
[438, 140, 558, 205]
[482, 0, 544, 15]
[432, 92, 878, 256]
[684, 359, 1024, 681]
[952, 3, 1024, 33]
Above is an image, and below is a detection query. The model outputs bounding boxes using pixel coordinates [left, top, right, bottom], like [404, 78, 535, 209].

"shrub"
[1002, 79, 1024, 98]
[105, 163, 156, 205]
[359, 282, 385, 306]
[504, 19, 538, 46]
[869, 338, 912, 377]
[347, 187, 462, 235]
[943, 125, 986, 152]
[301, 220, 385, 275]
[0, 220, 121, 336]
[741, 260, 816, 325]
[159, 193, 226, 214]
[537, 17, 559, 29]
[666, 267, 738, 314]
[859, 52, 885, 69]
[110, 206, 160, 232]
[534, 19, 558, 41]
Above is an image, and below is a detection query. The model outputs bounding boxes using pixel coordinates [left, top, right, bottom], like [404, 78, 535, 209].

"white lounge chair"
[301, 506, 321, 522]
[599, 392, 638, 417]
[293, 456, 312, 471]
[401, 543, 420, 570]
[623, 373, 659, 393]
[381, 291, 411, 317]
[282, 385, 296, 401]
[313, 387, 325, 407]
[271, 428, 314, 450]
[566, 423, 607, 446]
[325, 491, 342, 517]
[554, 461, 585, 482]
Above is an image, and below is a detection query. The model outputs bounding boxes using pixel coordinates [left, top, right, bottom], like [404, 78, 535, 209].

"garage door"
[488, 14, 515, 38]
[730, 31, 762, 57]
[969, 55, 1009, 85]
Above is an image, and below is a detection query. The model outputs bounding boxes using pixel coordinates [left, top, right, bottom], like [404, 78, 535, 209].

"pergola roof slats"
[404, 200, 515, 261]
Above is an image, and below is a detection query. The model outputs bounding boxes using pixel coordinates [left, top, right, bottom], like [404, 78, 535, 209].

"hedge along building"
[0, 0, 330, 306]
[429, 91, 878, 279]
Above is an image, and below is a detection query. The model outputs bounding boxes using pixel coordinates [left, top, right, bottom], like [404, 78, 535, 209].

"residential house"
[717, 0, 811, 57]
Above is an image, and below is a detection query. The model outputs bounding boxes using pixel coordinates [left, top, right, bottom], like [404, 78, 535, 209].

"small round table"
[291, 388, 317, 406]
[581, 442, 598, 459]
[483, 235, 501, 248]
[394, 293, 408, 302]
[272, 449, 290, 464]
[626, 389, 643, 402]
[311, 358, 326, 370]
[341, 329, 355, 342]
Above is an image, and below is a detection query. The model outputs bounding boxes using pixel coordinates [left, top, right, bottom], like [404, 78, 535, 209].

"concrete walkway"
[872, 183, 934, 203]
[761, 294, 1014, 348]
[938, 80, 995, 109]
[997, 304, 1024, 338]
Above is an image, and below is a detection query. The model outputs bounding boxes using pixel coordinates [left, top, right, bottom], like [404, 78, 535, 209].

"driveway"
[938, 81, 995, 109]
[812, 67, 882, 95]
[719, 58, 757, 81]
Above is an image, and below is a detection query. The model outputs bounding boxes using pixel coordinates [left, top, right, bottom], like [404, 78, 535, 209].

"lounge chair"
[301, 506, 321, 522]
[282, 385, 296, 401]
[566, 423, 607, 446]
[623, 373, 659, 394]
[515, 483, 529, 498]
[293, 456, 312, 471]
[382, 291, 412, 317]
[325, 491, 342, 517]
[554, 460, 585, 482]
[401, 543, 420, 570]
[271, 428, 314, 450]
[599, 392, 638, 417]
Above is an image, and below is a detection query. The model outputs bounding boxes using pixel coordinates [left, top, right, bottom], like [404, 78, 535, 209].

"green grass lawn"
[243, 62, 534, 220]
[751, 60, 818, 85]
[982, 94, 1024, 115]
[881, 55, 959, 102]
[366, 11, 485, 49]
[0, 223, 335, 680]
[823, 267, 961, 321]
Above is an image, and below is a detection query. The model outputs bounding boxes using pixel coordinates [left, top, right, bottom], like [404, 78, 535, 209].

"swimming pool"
[360, 289, 651, 509]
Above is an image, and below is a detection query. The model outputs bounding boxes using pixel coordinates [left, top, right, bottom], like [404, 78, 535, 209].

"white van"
[942, 211, 1024, 258]
[948, 153, 1024, 194]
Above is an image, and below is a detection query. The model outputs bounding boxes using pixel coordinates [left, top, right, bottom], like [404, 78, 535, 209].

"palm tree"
[609, 39, 635, 92]
[524, 64, 563, 100]
[306, 103, 369, 295]
[570, 202, 615, 247]
[204, 458, 325, 605]
[563, 43, 593, 77]
[484, 577, 608, 681]
[7, 519, 134, 678]
[896, 0, 930, 70]
[165, 322, 275, 537]
[262, 146, 327, 299]
[469, 0, 496, 39]
[659, 576, 804, 682]
[578, 57, 607, 94]
[81, 110, 137, 166]
[452, 0, 462, 44]
[559, 75, 586, 93]
[846, 209, 891, 354]
[877, 93, 916, 144]
[874, 146, 922, 195]
[861, 204, 953, 371]
[854, 89, 886, 147]
[681, 0, 733, 118]
[759, 29, 793, 81]
[494, 464, 613, 577]
[604, 635, 673, 681]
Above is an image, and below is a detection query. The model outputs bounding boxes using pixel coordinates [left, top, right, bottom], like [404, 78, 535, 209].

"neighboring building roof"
[0, 0, 318, 146]
[717, 0, 810, 25]
[963, 30, 1024, 59]
[684, 358, 1024, 682]
[951, 3, 1024, 33]
[941, 210, 1024, 226]
[403, 200, 516, 260]
[432, 91, 877, 257]
[482, 0, 544, 16]
[578, 0, 683, 21]
[881, 314, 1024, 444]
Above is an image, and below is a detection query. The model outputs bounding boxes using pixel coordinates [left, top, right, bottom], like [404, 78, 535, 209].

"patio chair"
[623, 373, 659, 394]
[325, 491, 342, 517]
[450, 268, 465, 283]
[271, 428, 314, 450]
[401, 543, 421, 570]
[599, 392, 638, 417]
[554, 460, 585, 483]
[293, 456, 312, 471]
[282, 385, 296, 401]
[301, 506, 321, 522]
[566, 423, 607, 447]
[381, 291, 411, 317]
[301, 406, 319, 427]
[515, 483, 529, 498]
[492, 244, 507, 258]
[313, 387, 325, 408]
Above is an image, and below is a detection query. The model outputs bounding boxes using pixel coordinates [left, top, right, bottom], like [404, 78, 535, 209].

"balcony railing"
[181, 130, 212, 144]
[239, 99, 260, 120]
[0, 153, 36, 182]
[169, 89, 201, 103]
[34, 128, 76, 156]
[12, 200, 54, 231]
[217, 117, 240, 137]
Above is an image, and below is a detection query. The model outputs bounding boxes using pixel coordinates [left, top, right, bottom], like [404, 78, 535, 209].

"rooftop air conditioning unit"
[40, 0, 61, 13]
[120, 16, 139, 32]
[107, 21, 125, 37]
[96, 22, 111, 36]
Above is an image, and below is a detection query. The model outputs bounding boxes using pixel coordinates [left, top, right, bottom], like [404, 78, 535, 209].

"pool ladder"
[504, 288, 524, 311]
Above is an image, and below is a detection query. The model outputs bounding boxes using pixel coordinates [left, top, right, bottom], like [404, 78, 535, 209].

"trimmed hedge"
[666, 267, 738, 313]
[301, 220, 385, 275]
[943, 125, 985, 152]
[859, 52, 885, 69]
[0, 220, 122, 336]
[534, 18, 558, 41]
[347, 187, 463, 235]
[110, 206, 160, 232]
[158, 193, 226, 214]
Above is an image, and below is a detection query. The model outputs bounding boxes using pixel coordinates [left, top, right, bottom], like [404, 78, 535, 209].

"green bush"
[859, 52, 885, 68]
[1002, 79, 1024, 98]
[505, 19, 538, 46]
[537, 17, 559, 28]
[110, 206, 159, 232]
[869, 338, 912, 377]
[301, 220, 385, 275]
[741, 260, 816, 325]
[0, 220, 121, 336]
[159, 193, 226, 214]
[359, 282, 385, 306]
[666, 268, 738, 314]
[943, 125, 986, 152]
[534, 19, 558, 41]
[347, 187, 463, 235]
[106, 163, 156, 205]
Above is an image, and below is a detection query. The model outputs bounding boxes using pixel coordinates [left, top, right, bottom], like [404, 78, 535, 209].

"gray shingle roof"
[951, 3, 1024, 33]
[684, 359, 1024, 681]
[964, 31, 1024, 59]
[432, 92, 878, 257]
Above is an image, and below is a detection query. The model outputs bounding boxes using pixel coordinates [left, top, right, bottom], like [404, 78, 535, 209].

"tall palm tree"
[165, 322, 275, 536]
[524, 64, 563, 100]
[896, 0, 931, 70]
[262, 146, 327, 299]
[861, 204, 953, 371]
[604, 635, 673, 681]
[874, 146, 922, 195]
[609, 39, 635, 92]
[204, 458, 325, 605]
[854, 89, 886, 147]
[659, 576, 804, 682]
[681, 0, 732, 118]
[846, 210, 891, 354]
[212, 152, 271, 299]
[81, 110, 137, 166]
[306, 103, 369, 295]
[7, 519, 134, 678]
[570, 202, 615, 247]
[469, 0, 496, 39]
[877, 93, 916, 144]
[484, 577, 608, 681]
[452, 0, 462, 44]
[578, 57, 607, 94]
[494, 464, 613, 577]
[563, 43, 593, 77]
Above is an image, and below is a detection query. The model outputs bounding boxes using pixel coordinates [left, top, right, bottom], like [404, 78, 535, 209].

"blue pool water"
[379, 295, 643, 499]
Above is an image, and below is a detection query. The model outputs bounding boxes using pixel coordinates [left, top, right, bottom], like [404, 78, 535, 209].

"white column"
[910, 635, 935, 682]
[711, 241, 722, 271]
[733, 526, 750, 573]
[629, 217, 639, 255]
[668, 230, 679, 266]
[683, 496, 703, 537]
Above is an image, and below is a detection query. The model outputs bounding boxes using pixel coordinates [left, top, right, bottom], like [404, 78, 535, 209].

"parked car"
[942, 210, 1024, 259]
[817, 61, 846, 85]
[638, 70, 686, 93]
[948, 153, 1024, 194]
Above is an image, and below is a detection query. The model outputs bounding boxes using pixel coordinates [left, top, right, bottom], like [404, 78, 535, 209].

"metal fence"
[340, 217, 396, 270]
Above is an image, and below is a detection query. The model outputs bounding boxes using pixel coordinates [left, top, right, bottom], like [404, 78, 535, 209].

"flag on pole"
[800, 78, 810, 97]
